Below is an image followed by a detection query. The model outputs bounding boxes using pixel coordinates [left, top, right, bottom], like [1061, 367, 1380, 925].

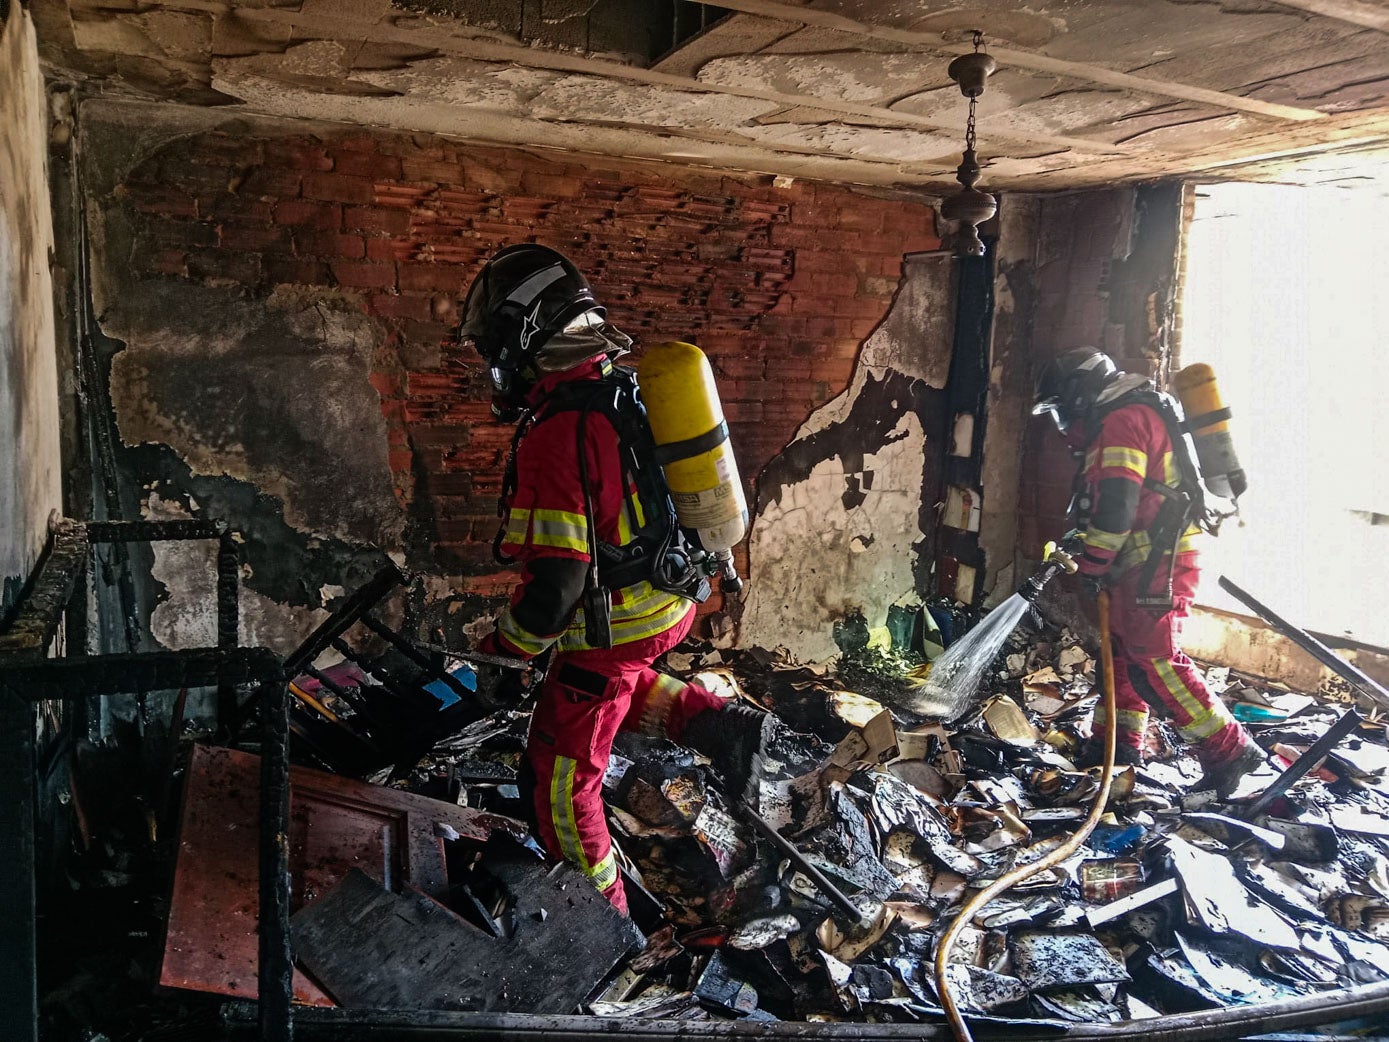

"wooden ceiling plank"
[208, 3, 1132, 155]
[1264, 0, 1389, 34]
[708, 0, 1329, 123]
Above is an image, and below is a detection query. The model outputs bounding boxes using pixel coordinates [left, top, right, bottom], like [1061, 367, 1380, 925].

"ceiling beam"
[205, 4, 1131, 156]
[1265, 0, 1389, 33]
[706, 0, 1330, 123]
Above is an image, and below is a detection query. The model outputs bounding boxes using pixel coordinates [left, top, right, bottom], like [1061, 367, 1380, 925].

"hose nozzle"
[1018, 540, 1079, 603]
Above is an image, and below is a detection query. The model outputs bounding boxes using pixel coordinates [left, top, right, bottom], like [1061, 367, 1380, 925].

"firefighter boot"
[681, 703, 778, 801]
[1201, 740, 1268, 800]
[1075, 738, 1143, 770]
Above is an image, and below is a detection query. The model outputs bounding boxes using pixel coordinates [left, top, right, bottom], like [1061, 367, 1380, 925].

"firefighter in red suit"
[457, 245, 771, 914]
[1033, 348, 1265, 797]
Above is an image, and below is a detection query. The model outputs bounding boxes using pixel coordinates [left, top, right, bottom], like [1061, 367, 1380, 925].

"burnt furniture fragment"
[161, 744, 525, 1005]
[0, 517, 288, 1042]
[292, 837, 642, 1014]
[245, 563, 501, 776]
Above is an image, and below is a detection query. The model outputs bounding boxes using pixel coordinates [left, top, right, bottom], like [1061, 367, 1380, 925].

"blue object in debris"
[424, 664, 477, 709]
[1088, 823, 1145, 855]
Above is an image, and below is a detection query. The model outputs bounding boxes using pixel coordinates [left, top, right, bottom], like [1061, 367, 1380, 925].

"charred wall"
[741, 252, 953, 662]
[1014, 185, 1185, 570]
[75, 99, 942, 654]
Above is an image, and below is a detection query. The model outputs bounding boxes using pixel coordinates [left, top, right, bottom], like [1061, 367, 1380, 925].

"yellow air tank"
[1173, 363, 1247, 501]
[638, 341, 748, 593]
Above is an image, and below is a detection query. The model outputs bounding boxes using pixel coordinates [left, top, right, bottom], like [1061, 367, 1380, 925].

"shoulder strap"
[493, 409, 536, 566]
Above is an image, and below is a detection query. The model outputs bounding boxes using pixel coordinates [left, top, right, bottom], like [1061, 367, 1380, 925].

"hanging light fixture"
[940, 32, 998, 258]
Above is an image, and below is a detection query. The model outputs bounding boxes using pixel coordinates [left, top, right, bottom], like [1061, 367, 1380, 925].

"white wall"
[0, 8, 63, 615]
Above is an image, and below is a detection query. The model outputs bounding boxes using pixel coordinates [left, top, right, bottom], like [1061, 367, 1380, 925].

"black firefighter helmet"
[457, 244, 604, 419]
[1032, 347, 1119, 433]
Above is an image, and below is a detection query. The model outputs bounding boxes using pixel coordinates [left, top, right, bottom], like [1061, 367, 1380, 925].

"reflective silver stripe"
[506, 263, 566, 306]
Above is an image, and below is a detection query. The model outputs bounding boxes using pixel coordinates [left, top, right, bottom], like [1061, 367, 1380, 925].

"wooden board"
[160, 743, 523, 1004]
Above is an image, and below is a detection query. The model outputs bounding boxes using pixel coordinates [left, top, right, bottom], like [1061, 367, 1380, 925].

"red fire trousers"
[1093, 555, 1255, 768]
[527, 609, 724, 915]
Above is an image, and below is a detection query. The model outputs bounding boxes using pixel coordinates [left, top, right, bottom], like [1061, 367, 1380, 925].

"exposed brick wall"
[113, 125, 940, 619]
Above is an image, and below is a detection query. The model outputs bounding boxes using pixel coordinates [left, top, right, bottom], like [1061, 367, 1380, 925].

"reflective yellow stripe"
[1161, 451, 1180, 486]
[616, 497, 635, 546]
[1176, 705, 1233, 742]
[499, 507, 589, 553]
[557, 584, 692, 652]
[1084, 526, 1129, 552]
[550, 755, 590, 873]
[1152, 658, 1216, 731]
[615, 490, 648, 547]
[1099, 446, 1149, 478]
[1094, 705, 1149, 732]
[638, 672, 687, 738]
[590, 849, 619, 891]
[529, 508, 589, 553]
[496, 607, 554, 656]
[500, 507, 531, 548]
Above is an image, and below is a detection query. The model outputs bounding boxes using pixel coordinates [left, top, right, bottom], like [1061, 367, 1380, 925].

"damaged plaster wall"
[1, 7, 63, 617]
[978, 196, 1040, 606]
[80, 106, 401, 654]
[741, 253, 951, 663]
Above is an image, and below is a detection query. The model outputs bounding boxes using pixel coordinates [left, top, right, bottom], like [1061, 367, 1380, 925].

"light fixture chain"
[965, 96, 977, 152]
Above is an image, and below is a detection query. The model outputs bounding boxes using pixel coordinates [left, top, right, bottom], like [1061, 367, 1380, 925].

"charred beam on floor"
[1218, 576, 1389, 711]
[0, 519, 88, 662]
[258, 679, 294, 1042]
[0, 647, 283, 699]
[1241, 707, 1362, 822]
[282, 564, 406, 676]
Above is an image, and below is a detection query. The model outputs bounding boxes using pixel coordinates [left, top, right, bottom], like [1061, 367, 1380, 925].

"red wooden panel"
[160, 744, 523, 1003]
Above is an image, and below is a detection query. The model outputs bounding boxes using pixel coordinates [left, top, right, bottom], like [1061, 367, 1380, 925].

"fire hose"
[933, 589, 1119, 1042]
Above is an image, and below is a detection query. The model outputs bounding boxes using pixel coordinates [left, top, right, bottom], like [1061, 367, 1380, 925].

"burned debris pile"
[230, 608, 1389, 1027]
[41, 568, 1374, 1037]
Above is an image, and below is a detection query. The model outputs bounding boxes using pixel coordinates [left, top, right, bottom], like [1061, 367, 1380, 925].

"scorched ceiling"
[30, 0, 1389, 190]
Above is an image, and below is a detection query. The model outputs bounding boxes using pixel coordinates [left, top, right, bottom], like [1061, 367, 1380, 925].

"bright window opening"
[1181, 182, 1389, 648]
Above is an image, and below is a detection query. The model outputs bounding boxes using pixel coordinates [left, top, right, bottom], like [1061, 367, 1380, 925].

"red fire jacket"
[489, 356, 692, 659]
[1075, 401, 1201, 581]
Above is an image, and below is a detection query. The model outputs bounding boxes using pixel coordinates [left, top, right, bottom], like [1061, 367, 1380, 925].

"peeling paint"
[72, 107, 402, 649]
[741, 257, 952, 663]
[145, 494, 330, 655]
[698, 51, 944, 104]
[742, 410, 928, 663]
[33, 0, 1389, 191]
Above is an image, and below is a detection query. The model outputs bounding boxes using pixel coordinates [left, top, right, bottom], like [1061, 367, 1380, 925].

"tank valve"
[716, 551, 744, 597]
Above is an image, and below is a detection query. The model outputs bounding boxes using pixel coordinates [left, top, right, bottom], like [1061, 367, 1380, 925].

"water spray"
[907, 542, 1079, 720]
